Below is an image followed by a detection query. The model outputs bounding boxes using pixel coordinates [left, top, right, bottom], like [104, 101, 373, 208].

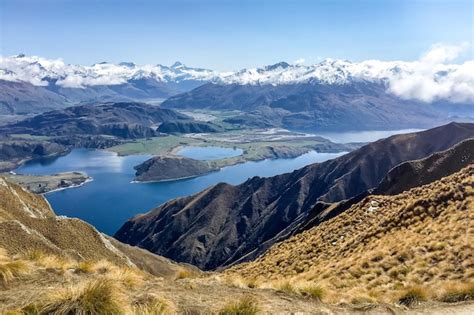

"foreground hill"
[227, 165, 474, 304]
[1, 102, 189, 139]
[115, 122, 474, 270]
[0, 177, 379, 314]
[0, 176, 186, 278]
[1, 176, 472, 314]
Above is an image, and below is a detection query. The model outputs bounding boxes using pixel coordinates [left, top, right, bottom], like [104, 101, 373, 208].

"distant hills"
[1, 55, 472, 133]
[0, 102, 189, 138]
[114, 122, 474, 270]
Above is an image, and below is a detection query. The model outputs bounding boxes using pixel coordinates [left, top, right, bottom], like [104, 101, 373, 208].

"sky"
[0, 0, 473, 70]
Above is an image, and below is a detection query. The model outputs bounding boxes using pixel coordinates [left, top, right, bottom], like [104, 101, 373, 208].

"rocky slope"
[374, 138, 474, 195]
[227, 165, 474, 303]
[1, 102, 189, 139]
[115, 122, 474, 270]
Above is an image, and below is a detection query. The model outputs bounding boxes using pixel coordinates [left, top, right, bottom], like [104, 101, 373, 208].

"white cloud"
[386, 43, 474, 103]
[294, 58, 305, 65]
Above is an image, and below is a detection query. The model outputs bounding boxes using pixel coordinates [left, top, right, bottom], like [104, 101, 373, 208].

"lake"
[16, 148, 345, 235]
[313, 128, 422, 143]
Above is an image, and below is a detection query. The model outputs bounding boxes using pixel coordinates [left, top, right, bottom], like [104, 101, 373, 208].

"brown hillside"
[227, 165, 474, 303]
[0, 177, 186, 278]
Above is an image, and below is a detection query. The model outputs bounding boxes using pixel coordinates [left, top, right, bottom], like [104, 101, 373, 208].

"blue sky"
[1, 0, 472, 70]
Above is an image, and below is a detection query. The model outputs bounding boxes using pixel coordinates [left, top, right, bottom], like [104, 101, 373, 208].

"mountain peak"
[171, 61, 186, 69]
[264, 61, 290, 71]
[118, 61, 136, 68]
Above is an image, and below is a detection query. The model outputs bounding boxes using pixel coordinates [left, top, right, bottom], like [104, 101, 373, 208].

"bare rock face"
[115, 122, 474, 270]
[134, 156, 218, 182]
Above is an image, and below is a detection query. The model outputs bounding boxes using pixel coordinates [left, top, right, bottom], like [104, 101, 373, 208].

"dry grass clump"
[23, 250, 73, 272]
[396, 286, 428, 307]
[222, 275, 259, 289]
[175, 267, 199, 280]
[437, 282, 474, 303]
[218, 296, 259, 315]
[0, 248, 30, 285]
[298, 283, 325, 301]
[227, 166, 474, 305]
[25, 278, 128, 314]
[0, 260, 29, 285]
[131, 294, 173, 315]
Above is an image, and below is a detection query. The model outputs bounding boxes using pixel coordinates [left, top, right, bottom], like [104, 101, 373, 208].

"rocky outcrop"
[115, 122, 474, 270]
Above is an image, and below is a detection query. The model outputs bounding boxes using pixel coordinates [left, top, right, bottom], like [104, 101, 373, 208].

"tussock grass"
[438, 282, 474, 303]
[27, 278, 128, 314]
[131, 294, 173, 315]
[175, 267, 199, 280]
[227, 166, 474, 305]
[273, 280, 298, 295]
[75, 260, 96, 274]
[110, 267, 144, 288]
[396, 286, 428, 307]
[0, 260, 29, 285]
[298, 283, 325, 301]
[24, 250, 73, 272]
[218, 296, 259, 315]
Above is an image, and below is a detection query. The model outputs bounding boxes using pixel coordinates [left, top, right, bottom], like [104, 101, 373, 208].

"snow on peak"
[0, 43, 472, 102]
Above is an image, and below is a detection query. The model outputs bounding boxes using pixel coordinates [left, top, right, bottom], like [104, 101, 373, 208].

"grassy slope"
[227, 165, 474, 304]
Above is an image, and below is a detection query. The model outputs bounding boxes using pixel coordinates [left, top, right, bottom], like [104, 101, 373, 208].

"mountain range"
[1, 55, 472, 131]
[114, 122, 474, 270]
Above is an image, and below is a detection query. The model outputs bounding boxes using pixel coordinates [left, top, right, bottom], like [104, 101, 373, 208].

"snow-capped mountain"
[0, 50, 472, 116]
[1, 53, 472, 103]
[0, 54, 218, 89]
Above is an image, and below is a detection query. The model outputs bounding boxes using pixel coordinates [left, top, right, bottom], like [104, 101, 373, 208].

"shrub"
[218, 296, 259, 315]
[397, 286, 428, 307]
[29, 278, 127, 314]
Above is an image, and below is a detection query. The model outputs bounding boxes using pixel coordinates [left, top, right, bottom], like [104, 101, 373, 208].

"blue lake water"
[177, 146, 243, 160]
[314, 129, 422, 143]
[16, 148, 345, 235]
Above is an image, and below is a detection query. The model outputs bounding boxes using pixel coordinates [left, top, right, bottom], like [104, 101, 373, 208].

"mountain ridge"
[114, 122, 474, 270]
